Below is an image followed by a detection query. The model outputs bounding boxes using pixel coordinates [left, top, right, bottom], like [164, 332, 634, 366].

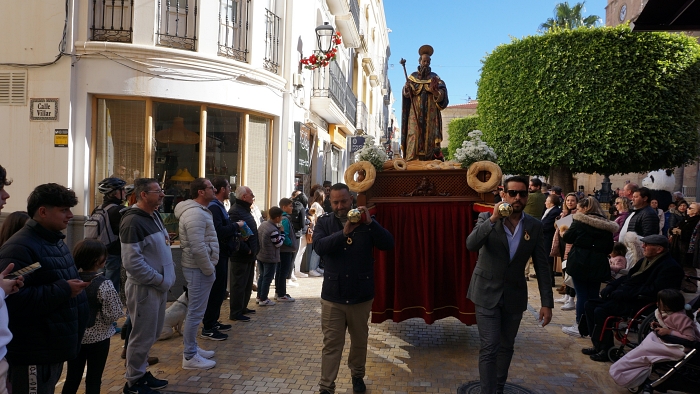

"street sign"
[30, 98, 59, 121]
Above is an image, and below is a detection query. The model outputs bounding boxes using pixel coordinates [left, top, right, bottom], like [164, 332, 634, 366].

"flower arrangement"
[355, 136, 388, 172]
[300, 32, 342, 70]
[454, 130, 497, 168]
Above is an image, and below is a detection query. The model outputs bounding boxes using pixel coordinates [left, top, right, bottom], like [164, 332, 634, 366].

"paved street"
[58, 276, 631, 394]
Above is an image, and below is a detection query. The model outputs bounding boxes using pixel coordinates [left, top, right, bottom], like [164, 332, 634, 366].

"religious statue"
[400, 45, 449, 161]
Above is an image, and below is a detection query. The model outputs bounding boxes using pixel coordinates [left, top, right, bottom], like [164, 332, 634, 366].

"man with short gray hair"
[228, 186, 260, 322]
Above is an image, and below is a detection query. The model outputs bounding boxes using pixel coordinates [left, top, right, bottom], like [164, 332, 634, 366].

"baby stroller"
[628, 290, 700, 394]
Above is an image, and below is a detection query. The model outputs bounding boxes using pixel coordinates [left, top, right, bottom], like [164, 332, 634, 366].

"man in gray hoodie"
[121, 178, 176, 394]
[174, 178, 220, 370]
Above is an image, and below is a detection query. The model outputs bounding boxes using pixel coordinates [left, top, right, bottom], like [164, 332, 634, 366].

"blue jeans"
[257, 261, 277, 301]
[308, 248, 321, 272]
[276, 252, 294, 297]
[572, 276, 601, 323]
[104, 254, 122, 294]
[182, 267, 216, 358]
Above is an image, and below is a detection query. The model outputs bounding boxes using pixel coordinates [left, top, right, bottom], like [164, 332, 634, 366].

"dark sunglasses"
[506, 190, 528, 198]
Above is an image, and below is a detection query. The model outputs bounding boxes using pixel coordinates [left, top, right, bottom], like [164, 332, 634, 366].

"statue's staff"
[400, 58, 423, 148]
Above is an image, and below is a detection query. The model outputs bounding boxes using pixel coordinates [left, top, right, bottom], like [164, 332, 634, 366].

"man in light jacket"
[121, 178, 176, 394]
[174, 178, 220, 370]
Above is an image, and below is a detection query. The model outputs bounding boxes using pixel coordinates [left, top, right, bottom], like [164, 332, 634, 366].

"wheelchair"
[603, 301, 657, 362]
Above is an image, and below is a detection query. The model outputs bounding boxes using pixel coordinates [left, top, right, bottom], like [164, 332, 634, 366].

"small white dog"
[159, 287, 188, 340]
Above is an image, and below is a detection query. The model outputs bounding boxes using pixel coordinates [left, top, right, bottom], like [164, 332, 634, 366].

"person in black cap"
[581, 234, 684, 362]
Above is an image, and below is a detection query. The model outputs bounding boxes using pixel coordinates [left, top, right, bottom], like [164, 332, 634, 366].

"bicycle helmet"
[97, 177, 126, 195]
[125, 184, 135, 196]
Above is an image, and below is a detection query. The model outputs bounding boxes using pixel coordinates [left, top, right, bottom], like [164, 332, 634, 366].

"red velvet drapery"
[371, 201, 478, 325]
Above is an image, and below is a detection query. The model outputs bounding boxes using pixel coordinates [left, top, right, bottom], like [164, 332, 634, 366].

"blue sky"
[384, 0, 608, 123]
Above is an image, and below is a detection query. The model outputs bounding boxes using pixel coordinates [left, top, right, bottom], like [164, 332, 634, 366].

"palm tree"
[539, 1, 601, 32]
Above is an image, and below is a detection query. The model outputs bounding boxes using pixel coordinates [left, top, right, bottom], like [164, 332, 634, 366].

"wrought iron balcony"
[91, 0, 133, 43]
[218, 0, 249, 61]
[263, 9, 281, 73]
[356, 101, 368, 133]
[310, 59, 357, 132]
[156, 0, 198, 51]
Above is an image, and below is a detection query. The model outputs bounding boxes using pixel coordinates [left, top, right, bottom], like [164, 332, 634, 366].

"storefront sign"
[348, 136, 365, 161]
[54, 129, 68, 147]
[295, 122, 311, 174]
[30, 98, 59, 121]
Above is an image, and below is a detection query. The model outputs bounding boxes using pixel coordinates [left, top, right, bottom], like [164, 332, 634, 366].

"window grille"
[218, 0, 249, 61]
[157, 0, 198, 51]
[91, 0, 133, 42]
[263, 9, 281, 73]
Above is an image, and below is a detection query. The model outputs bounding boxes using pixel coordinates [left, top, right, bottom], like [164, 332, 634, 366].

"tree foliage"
[447, 115, 480, 159]
[477, 26, 700, 177]
[539, 1, 600, 32]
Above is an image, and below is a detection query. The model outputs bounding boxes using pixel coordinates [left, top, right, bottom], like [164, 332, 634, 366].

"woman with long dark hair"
[0, 211, 29, 247]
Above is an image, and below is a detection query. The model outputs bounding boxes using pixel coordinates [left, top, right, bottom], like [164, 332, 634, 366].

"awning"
[631, 0, 700, 31]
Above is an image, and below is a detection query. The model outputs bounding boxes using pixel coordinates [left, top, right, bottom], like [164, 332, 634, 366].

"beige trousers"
[319, 298, 373, 393]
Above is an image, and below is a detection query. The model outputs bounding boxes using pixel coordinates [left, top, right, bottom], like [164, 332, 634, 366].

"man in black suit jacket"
[541, 194, 562, 286]
[467, 176, 554, 394]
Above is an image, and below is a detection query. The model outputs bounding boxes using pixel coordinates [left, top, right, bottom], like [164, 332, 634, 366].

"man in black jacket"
[228, 186, 260, 322]
[313, 183, 394, 394]
[619, 187, 660, 240]
[0, 183, 89, 393]
[582, 234, 683, 362]
[203, 177, 244, 339]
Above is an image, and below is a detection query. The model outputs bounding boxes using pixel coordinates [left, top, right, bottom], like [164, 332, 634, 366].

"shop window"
[247, 116, 269, 209]
[153, 102, 201, 214]
[205, 107, 241, 189]
[94, 99, 146, 206]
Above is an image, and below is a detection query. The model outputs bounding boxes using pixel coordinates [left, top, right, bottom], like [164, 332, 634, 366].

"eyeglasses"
[506, 190, 528, 198]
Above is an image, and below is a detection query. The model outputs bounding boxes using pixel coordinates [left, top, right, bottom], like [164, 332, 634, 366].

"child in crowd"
[256, 207, 285, 306]
[609, 242, 628, 279]
[0, 263, 23, 394]
[277, 198, 299, 302]
[610, 289, 700, 389]
[62, 239, 123, 394]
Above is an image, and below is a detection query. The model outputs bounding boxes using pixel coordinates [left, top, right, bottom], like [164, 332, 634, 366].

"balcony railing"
[157, 0, 198, 51]
[356, 101, 368, 133]
[312, 59, 357, 126]
[218, 0, 250, 62]
[263, 9, 281, 73]
[91, 0, 133, 43]
[349, 0, 360, 32]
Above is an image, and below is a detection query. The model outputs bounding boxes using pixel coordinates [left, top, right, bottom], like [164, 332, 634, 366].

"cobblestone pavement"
[57, 276, 635, 394]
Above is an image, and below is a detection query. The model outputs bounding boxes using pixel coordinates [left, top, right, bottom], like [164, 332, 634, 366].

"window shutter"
[0, 70, 27, 105]
[247, 116, 269, 208]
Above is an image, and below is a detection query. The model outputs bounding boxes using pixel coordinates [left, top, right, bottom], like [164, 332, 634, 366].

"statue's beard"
[418, 65, 431, 78]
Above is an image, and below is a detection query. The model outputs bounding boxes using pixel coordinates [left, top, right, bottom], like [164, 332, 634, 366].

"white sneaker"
[258, 299, 276, 306]
[197, 347, 215, 359]
[308, 269, 323, 277]
[287, 280, 299, 287]
[562, 325, 581, 337]
[561, 299, 576, 311]
[182, 353, 216, 370]
[275, 294, 295, 302]
[317, 268, 324, 274]
[554, 295, 569, 304]
[290, 273, 298, 281]
[296, 272, 309, 278]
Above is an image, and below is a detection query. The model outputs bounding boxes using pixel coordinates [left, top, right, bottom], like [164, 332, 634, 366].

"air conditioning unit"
[292, 73, 304, 88]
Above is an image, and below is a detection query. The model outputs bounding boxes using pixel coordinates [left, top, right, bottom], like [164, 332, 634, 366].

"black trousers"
[62, 338, 111, 394]
[203, 253, 230, 329]
[229, 255, 256, 318]
[9, 362, 63, 394]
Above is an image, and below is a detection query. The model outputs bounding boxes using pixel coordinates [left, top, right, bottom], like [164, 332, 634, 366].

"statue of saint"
[401, 45, 449, 161]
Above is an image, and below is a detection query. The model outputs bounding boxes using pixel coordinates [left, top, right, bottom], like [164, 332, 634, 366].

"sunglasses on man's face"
[506, 190, 528, 198]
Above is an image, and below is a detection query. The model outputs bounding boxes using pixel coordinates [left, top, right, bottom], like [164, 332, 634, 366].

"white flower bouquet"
[453, 130, 497, 168]
[355, 136, 388, 172]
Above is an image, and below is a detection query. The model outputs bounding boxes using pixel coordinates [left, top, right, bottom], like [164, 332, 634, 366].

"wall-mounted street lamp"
[315, 22, 335, 54]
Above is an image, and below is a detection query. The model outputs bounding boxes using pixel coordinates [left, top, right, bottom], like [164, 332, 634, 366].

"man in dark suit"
[467, 175, 554, 394]
[541, 194, 562, 286]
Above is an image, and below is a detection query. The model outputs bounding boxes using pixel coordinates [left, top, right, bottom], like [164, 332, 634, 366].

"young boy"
[256, 207, 284, 306]
[277, 198, 299, 302]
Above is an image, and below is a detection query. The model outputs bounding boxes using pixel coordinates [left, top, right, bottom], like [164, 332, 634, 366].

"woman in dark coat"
[670, 202, 700, 292]
[561, 196, 619, 335]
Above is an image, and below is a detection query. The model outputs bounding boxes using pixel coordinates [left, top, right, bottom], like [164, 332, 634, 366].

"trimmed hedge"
[447, 115, 480, 159]
[477, 26, 700, 175]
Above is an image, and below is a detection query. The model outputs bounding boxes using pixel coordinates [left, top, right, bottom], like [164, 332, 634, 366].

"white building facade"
[0, 0, 391, 243]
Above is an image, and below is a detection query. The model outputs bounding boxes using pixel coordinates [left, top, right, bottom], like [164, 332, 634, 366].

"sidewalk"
[58, 276, 630, 394]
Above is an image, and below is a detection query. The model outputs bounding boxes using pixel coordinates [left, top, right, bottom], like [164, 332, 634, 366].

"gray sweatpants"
[124, 280, 166, 386]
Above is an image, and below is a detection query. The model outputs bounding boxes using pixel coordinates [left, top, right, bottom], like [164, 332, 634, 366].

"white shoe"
[308, 269, 323, 277]
[290, 273, 298, 281]
[296, 272, 309, 278]
[258, 299, 276, 306]
[197, 347, 215, 359]
[287, 280, 299, 287]
[274, 294, 295, 302]
[562, 325, 581, 337]
[554, 295, 569, 304]
[317, 268, 324, 274]
[182, 353, 216, 370]
[561, 299, 576, 311]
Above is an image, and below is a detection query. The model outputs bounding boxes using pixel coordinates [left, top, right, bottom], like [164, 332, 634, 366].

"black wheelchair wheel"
[609, 346, 626, 362]
[637, 313, 657, 344]
[627, 387, 640, 393]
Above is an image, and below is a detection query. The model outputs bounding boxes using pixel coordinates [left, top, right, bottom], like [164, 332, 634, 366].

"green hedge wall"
[477, 26, 700, 175]
[447, 115, 480, 159]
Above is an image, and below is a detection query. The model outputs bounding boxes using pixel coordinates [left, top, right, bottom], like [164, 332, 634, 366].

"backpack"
[84, 203, 118, 245]
[290, 200, 306, 233]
